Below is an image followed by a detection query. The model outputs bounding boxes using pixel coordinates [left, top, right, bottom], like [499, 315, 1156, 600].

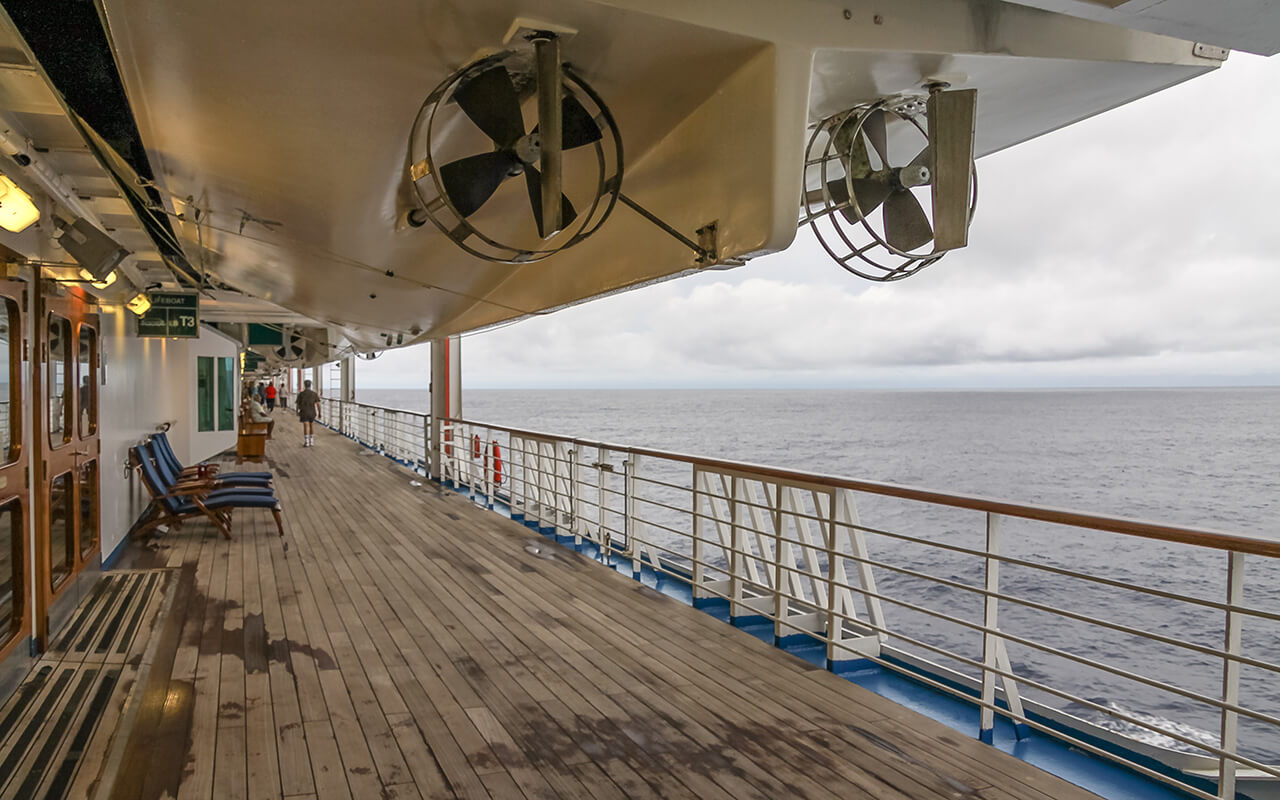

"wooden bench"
[237, 411, 272, 463]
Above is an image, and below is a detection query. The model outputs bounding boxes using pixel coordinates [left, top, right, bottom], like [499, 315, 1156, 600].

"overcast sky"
[359, 53, 1280, 390]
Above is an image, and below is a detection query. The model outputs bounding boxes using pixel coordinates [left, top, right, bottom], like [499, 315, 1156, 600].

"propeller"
[826, 89, 976, 253]
[273, 327, 305, 361]
[436, 48, 603, 238]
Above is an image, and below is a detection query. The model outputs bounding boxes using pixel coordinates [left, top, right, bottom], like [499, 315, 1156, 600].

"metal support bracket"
[618, 193, 715, 264]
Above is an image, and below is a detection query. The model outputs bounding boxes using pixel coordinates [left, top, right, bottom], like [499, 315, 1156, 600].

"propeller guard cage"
[804, 102, 977, 281]
[408, 51, 624, 264]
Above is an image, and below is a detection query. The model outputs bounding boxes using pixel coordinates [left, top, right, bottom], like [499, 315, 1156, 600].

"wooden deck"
[92, 418, 1101, 800]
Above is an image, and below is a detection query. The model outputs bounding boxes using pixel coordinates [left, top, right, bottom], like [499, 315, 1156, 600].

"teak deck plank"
[356, 496, 849, 799]
[83, 418, 1105, 800]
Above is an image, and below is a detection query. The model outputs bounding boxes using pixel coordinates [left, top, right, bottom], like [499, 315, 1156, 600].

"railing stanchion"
[556, 441, 571, 538]
[570, 447, 582, 547]
[427, 412, 437, 473]
[692, 467, 705, 600]
[518, 435, 530, 522]
[466, 424, 477, 502]
[485, 434, 495, 509]
[519, 436, 530, 521]
[981, 512, 1002, 744]
[624, 456, 637, 575]
[825, 490, 839, 669]
[837, 490, 886, 641]
[536, 440, 549, 533]
[628, 456, 642, 578]
[771, 483, 785, 644]
[529, 439, 541, 529]
[730, 476, 743, 617]
[1218, 551, 1245, 799]
[979, 513, 1029, 743]
[599, 447, 612, 565]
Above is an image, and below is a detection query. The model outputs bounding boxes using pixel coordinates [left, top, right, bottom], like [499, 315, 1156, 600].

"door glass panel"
[197, 356, 214, 432]
[0, 501, 19, 642]
[48, 316, 72, 447]
[49, 472, 73, 591]
[78, 460, 97, 559]
[78, 326, 98, 438]
[0, 298, 15, 464]
[217, 357, 235, 431]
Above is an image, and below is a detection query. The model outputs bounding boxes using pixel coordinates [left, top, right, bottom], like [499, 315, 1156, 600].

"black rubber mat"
[0, 569, 170, 799]
[51, 572, 162, 658]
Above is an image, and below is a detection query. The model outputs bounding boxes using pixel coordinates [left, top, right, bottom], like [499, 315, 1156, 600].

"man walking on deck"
[296, 380, 320, 447]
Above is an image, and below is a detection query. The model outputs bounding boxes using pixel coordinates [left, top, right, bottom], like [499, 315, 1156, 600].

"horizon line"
[353, 384, 1280, 392]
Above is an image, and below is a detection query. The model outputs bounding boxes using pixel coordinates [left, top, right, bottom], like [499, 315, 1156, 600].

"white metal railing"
[326, 400, 1280, 799]
[443, 417, 1280, 800]
[321, 399, 430, 474]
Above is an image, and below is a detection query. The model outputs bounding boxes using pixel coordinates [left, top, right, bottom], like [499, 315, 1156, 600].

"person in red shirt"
[265, 382, 278, 412]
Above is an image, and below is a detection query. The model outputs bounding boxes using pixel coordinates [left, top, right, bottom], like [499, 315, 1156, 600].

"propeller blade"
[863, 109, 889, 166]
[826, 178, 891, 224]
[439, 151, 518, 217]
[824, 178, 854, 223]
[534, 36, 564, 236]
[561, 95, 602, 149]
[883, 190, 933, 252]
[530, 96, 603, 147]
[525, 166, 577, 238]
[452, 66, 525, 147]
[825, 178, 850, 203]
[927, 88, 977, 251]
[832, 115, 875, 181]
[850, 178, 893, 217]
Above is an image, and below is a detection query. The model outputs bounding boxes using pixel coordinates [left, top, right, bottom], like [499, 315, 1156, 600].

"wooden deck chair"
[130, 445, 286, 546]
[147, 438, 273, 492]
[153, 430, 273, 482]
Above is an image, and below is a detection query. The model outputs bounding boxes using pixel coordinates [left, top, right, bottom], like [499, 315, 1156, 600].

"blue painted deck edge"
[101, 533, 131, 569]
[777, 631, 819, 648]
[730, 614, 771, 630]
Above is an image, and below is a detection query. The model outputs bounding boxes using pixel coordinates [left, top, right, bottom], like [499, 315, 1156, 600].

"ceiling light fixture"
[126, 292, 151, 316]
[0, 174, 39, 232]
[59, 217, 130, 280]
[78, 268, 117, 289]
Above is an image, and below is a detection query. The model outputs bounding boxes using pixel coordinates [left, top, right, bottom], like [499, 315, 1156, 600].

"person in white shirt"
[247, 396, 274, 436]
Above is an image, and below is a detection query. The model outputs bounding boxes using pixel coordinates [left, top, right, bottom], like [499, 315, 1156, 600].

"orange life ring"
[471, 435, 504, 485]
[444, 427, 452, 456]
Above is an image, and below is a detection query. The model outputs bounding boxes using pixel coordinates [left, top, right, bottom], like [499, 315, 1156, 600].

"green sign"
[135, 291, 200, 338]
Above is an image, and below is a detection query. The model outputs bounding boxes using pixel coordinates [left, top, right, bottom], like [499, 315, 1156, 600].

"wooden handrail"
[443, 415, 1280, 559]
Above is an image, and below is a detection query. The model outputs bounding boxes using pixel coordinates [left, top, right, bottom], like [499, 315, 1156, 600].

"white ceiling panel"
[96, 0, 1233, 343]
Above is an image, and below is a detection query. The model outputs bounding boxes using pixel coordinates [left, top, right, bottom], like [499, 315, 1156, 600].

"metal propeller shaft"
[533, 34, 563, 237]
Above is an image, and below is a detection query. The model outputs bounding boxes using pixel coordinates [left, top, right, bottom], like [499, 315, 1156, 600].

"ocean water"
[357, 387, 1280, 762]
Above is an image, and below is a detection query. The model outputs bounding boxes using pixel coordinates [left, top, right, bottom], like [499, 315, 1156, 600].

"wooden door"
[0, 278, 29, 664]
[33, 281, 99, 647]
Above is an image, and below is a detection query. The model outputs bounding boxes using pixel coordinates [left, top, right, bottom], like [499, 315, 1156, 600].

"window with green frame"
[196, 356, 214, 432]
[216, 357, 235, 431]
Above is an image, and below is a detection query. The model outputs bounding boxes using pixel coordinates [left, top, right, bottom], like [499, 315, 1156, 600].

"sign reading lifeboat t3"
[135, 291, 200, 338]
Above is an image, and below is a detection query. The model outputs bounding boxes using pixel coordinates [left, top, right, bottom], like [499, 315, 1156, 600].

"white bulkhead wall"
[97, 309, 241, 562]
